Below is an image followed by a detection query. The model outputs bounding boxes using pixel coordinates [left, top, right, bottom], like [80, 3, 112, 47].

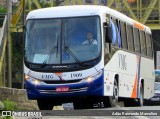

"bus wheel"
[124, 83, 144, 107]
[124, 99, 135, 107]
[138, 84, 144, 106]
[73, 102, 83, 109]
[104, 80, 119, 107]
[37, 99, 54, 110]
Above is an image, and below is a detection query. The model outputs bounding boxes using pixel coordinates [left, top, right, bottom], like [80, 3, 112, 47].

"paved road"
[1, 101, 160, 119]
[1, 105, 159, 119]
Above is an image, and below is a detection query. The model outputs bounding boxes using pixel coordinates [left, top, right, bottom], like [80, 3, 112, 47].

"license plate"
[56, 87, 70, 92]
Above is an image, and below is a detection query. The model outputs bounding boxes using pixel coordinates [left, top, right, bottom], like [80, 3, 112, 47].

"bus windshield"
[25, 16, 101, 65]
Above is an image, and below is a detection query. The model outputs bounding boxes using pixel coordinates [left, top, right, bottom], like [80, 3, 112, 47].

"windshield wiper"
[42, 46, 57, 64]
[65, 46, 95, 68]
[64, 46, 81, 64]
[41, 40, 58, 67]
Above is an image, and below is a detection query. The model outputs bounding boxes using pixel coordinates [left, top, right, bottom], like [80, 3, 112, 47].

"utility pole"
[6, 0, 12, 88]
[21, 0, 25, 89]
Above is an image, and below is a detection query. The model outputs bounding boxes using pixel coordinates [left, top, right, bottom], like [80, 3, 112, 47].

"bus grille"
[38, 87, 88, 94]
[42, 79, 82, 84]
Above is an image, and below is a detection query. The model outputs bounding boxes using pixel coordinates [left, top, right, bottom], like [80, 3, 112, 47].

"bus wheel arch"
[124, 79, 144, 107]
[104, 74, 119, 107]
[113, 75, 119, 102]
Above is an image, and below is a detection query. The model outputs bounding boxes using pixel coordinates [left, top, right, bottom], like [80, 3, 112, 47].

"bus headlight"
[83, 70, 103, 83]
[24, 74, 43, 85]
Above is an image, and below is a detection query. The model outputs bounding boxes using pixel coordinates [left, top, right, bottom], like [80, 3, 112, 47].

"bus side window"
[126, 24, 134, 52]
[133, 28, 140, 53]
[120, 21, 127, 50]
[111, 18, 122, 48]
[116, 19, 122, 48]
[146, 33, 152, 57]
[112, 19, 118, 47]
[110, 18, 118, 47]
[140, 30, 147, 56]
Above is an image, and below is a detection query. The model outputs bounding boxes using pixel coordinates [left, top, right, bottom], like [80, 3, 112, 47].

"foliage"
[0, 7, 6, 13]
[0, 6, 6, 27]
[11, 33, 23, 83]
[3, 116, 12, 119]
[25, 0, 52, 11]
[3, 99, 16, 111]
[40, 0, 51, 7]
[0, 99, 15, 119]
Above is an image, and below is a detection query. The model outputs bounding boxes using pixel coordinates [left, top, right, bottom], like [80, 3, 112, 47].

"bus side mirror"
[23, 25, 26, 30]
[103, 22, 111, 43]
[23, 25, 26, 39]
[106, 14, 111, 27]
[103, 14, 112, 43]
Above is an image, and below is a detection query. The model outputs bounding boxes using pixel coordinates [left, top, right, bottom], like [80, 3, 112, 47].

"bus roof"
[26, 5, 151, 34]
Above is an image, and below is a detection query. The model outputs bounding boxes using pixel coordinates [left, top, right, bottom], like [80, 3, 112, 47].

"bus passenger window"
[127, 25, 134, 52]
[133, 28, 140, 53]
[111, 18, 122, 48]
[116, 19, 122, 48]
[112, 19, 118, 47]
[140, 31, 147, 56]
[146, 33, 152, 57]
[120, 22, 127, 50]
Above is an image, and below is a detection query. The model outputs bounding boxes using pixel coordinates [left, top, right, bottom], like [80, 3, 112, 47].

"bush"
[0, 99, 16, 119]
[0, 7, 6, 13]
[3, 99, 16, 111]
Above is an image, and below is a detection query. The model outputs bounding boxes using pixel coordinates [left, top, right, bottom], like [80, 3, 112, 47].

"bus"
[24, 5, 155, 110]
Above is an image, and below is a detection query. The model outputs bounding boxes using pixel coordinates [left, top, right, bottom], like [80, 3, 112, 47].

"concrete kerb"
[0, 87, 64, 110]
[0, 87, 38, 110]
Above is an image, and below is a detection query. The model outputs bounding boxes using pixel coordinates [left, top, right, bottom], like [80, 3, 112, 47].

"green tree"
[0, 6, 6, 27]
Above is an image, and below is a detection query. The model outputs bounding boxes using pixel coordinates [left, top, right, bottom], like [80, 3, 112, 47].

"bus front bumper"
[25, 74, 104, 100]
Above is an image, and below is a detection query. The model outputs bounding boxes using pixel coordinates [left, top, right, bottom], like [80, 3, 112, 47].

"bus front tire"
[37, 99, 54, 110]
[73, 100, 93, 110]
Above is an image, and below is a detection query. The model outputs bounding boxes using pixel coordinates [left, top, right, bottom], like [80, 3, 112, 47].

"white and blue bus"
[24, 5, 155, 110]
